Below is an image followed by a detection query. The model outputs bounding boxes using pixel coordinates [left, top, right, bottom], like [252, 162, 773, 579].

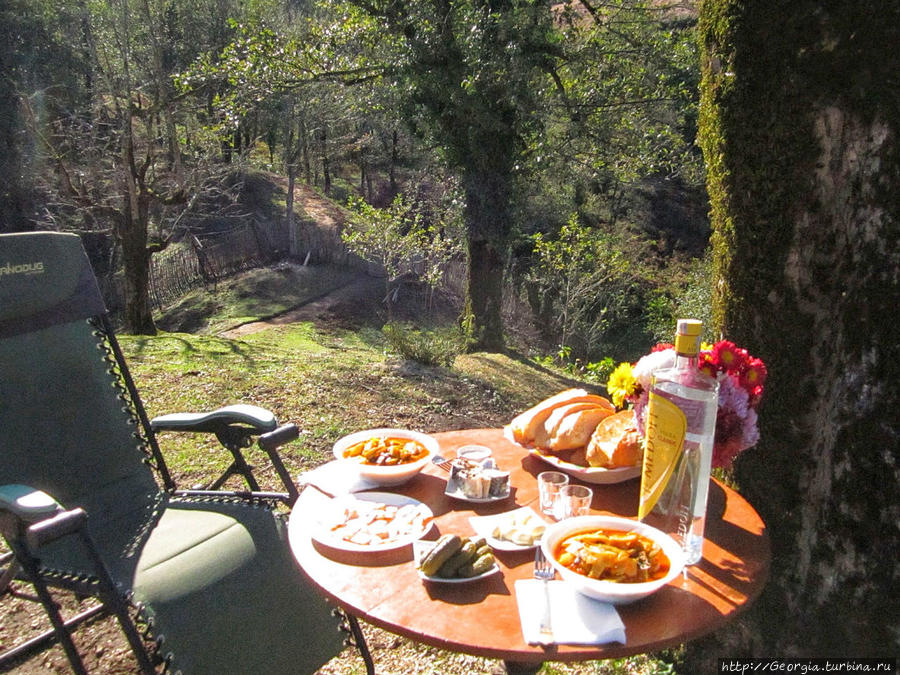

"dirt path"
[219, 177, 387, 339]
[292, 181, 344, 229]
[220, 270, 386, 338]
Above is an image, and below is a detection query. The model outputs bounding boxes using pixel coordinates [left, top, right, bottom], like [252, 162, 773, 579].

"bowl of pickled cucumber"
[414, 534, 500, 583]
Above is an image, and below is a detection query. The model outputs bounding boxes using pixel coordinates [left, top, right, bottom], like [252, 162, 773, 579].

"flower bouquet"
[606, 341, 767, 469]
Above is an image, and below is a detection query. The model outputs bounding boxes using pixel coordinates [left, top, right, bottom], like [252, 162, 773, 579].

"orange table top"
[287, 429, 770, 664]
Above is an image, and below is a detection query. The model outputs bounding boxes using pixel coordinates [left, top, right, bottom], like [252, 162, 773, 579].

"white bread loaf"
[585, 411, 643, 468]
[508, 389, 613, 446]
[533, 401, 603, 450]
[547, 406, 615, 452]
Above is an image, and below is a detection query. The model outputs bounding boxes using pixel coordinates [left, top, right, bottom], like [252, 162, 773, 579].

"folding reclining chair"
[0, 231, 352, 673]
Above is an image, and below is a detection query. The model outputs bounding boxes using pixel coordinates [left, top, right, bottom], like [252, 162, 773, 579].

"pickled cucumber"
[419, 535, 462, 576]
[474, 544, 492, 558]
[470, 536, 487, 550]
[438, 540, 478, 577]
[456, 552, 495, 578]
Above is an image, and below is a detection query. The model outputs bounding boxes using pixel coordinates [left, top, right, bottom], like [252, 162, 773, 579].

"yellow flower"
[606, 362, 637, 409]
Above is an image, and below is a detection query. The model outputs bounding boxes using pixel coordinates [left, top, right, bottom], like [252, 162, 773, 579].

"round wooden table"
[288, 429, 770, 668]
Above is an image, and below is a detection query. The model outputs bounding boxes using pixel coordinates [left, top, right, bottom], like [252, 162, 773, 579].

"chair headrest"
[0, 232, 106, 339]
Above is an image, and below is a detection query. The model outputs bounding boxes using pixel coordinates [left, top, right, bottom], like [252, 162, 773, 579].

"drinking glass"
[538, 471, 568, 516]
[556, 484, 593, 519]
[456, 445, 492, 463]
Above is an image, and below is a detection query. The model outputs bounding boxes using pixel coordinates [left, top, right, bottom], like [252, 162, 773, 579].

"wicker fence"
[99, 215, 378, 316]
[148, 218, 296, 310]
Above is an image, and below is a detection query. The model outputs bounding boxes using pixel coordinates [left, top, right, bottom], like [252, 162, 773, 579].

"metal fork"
[532, 547, 555, 645]
[431, 455, 453, 472]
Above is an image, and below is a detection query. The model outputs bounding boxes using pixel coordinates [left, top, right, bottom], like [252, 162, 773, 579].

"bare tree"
[20, 0, 243, 333]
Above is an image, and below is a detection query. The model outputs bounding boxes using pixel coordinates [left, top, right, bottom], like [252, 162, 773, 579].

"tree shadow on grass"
[127, 333, 256, 362]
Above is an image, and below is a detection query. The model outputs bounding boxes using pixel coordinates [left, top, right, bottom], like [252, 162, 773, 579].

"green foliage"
[534, 349, 616, 385]
[584, 356, 617, 384]
[8, 0, 710, 348]
[530, 1, 704, 221]
[529, 214, 648, 360]
[170, 0, 709, 352]
[672, 249, 714, 341]
[342, 192, 463, 316]
[381, 322, 464, 368]
[343, 194, 421, 280]
[642, 289, 676, 345]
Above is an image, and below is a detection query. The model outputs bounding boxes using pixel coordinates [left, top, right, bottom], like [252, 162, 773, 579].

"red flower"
[651, 342, 674, 353]
[711, 341, 747, 374]
[740, 357, 768, 395]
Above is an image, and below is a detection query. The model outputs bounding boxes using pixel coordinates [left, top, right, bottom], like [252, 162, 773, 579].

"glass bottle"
[638, 319, 719, 565]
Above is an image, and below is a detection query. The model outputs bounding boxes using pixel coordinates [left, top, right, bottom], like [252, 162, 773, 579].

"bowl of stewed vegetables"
[540, 515, 686, 604]
[333, 428, 438, 486]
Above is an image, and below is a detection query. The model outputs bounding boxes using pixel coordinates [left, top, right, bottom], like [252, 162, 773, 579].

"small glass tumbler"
[538, 471, 569, 516]
[556, 484, 593, 519]
[456, 445, 492, 463]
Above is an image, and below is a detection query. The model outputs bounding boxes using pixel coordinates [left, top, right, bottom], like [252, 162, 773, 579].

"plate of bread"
[504, 388, 642, 484]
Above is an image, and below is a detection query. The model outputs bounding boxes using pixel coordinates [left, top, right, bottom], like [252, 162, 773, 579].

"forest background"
[0, 0, 710, 367]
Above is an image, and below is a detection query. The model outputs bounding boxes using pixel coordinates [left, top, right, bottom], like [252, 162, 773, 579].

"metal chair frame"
[0, 261, 370, 673]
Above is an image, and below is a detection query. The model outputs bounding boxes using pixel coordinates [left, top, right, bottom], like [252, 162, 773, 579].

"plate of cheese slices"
[468, 506, 547, 552]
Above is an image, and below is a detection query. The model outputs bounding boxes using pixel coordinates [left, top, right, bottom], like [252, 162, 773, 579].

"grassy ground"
[125, 323, 573, 487]
[1, 265, 682, 674]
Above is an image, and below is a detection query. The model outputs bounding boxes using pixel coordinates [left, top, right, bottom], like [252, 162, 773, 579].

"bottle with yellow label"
[638, 319, 719, 565]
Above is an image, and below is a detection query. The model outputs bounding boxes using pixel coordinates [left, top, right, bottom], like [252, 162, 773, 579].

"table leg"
[335, 609, 375, 675]
[503, 660, 543, 675]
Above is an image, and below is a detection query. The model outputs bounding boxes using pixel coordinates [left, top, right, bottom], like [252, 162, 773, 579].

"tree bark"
[287, 162, 297, 256]
[462, 171, 509, 352]
[320, 125, 331, 196]
[695, 0, 900, 661]
[118, 211, 157, 335]
[389, 129, 399, 199]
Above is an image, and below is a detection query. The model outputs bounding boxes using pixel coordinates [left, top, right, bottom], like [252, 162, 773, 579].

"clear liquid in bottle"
[639, 319, 719, 565]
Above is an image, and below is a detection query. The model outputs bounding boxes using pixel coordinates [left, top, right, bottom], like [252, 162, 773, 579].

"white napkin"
[297, 460, 381, 496]
[515, 579, 626, 645]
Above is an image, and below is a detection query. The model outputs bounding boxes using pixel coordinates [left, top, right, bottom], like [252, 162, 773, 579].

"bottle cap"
[676, 319, 703, 337]
[674, 319, 702, 355]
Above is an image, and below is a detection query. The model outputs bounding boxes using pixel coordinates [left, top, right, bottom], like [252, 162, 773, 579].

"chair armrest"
[0, 485, 62, 523]
[0, 485, 84, 553]
[258, 424, 300, 451]
[258, 424, 301, 504]
[26, 508, 87, 550]
[150, 404, 277, 434]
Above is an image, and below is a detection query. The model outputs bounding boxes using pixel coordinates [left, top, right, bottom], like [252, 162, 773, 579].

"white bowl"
[332, 428, 438, 487]
[541, 515, 685, 604]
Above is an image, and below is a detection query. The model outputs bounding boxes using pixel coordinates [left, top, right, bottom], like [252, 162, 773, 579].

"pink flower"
[712, 374, 755, 469]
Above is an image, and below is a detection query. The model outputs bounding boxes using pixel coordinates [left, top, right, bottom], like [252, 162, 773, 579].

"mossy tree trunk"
[695, 0, 900, 661]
